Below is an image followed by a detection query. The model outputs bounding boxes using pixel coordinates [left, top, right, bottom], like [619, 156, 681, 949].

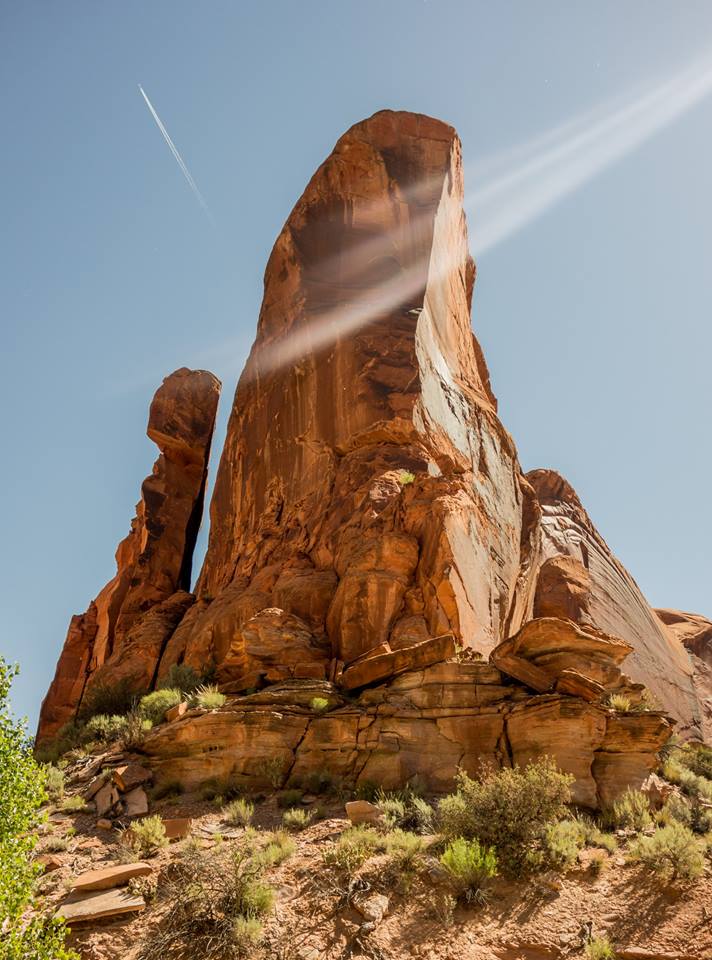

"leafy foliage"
[0, 658, 78, 959]
[438, 758, 573, 876]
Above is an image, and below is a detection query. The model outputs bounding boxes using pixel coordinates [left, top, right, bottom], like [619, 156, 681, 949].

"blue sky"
[2, 1, 711, 725]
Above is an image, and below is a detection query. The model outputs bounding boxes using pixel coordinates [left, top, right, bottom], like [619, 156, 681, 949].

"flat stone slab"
[345, 800, 383, 825]
[71, 861, 152, 892]
[112, 763, 152, 792]
[56, 887, 145, 923]
[123, 786, 149, 817]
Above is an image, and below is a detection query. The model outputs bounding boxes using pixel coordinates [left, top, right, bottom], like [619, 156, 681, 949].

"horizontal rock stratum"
[37, 110, 709, 803]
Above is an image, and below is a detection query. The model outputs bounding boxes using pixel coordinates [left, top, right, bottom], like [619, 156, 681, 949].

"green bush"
[310, 697, 330, 713]
[586, 936, 616, 959]
[139, 688, 183, 725]
[121, 709, 153, 749]
[158, 663, 202, 695]
[628, 821, 705, 881]
[661, 756, 712, 801]
[376, 789, 435, 834]
[399, 470, 416, 485]
[60, 795, 88, 813]
[282, 807, 312, 832]
[190, 683, 226, 710]
[137, 846, 273, 960]
[82, 713, 127, 744]
[439, 838, 497, 902]
[223, 798, 254, 827]
[0, 659, 78, 959]
[438, 758, 573, 876]
[544, 820, 586, 871]
[121, 815, 168, 858]
[323, 825, 380, 874]
[682, 743, 712, 781]
[658, 794, 712, 835]
[603, 789, 652, 831]
[44, 765, 65, 801]
[574, 814, 617, 852]
[300, 768, 341, 796]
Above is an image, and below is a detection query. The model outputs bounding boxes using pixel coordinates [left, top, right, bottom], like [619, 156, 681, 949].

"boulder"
[123, 786, 149, 817]
[162, 817, 192, 840]
[345, 800, 383, 826]
[112, 763, 152, 793]
[165, 701, 188, 722]
[94, 782, 119, 817]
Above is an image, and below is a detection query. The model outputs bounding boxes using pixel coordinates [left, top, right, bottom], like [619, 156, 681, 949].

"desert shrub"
[658, 794, 712, 835]
[277, 788, 303, 809]
[257, 830, 296, 866]
[323, 825, 380, 873]
[602, 789, 652, 831]
[544, 819, 586, 871]
[631, 690, 660, 713]
[60, 795, 88, 813]
[586, 936, 616, 959]
[399, 470, 416, 485]
[376, 789, 435, 834]
[310, 697, 330, 713]
[0, 658, 78, 960]
[190, 684, 226, 710]
[439, 838, 497, 903]
[158, 663, 202, 695]
[574, 814, 617, 852]
[44, 765, 65, 801]
[661, 756, 712, 800]
[137, 845, 273, 960]
[438, 758, 573, 876]
[282, 807, 312, 832]
[681, 743, 712, 781]
[628, 821, 705, 881]
[383, 829, 425, 869]
[139, 688, 183, 725]
[604, 693, 631, 712]
[79, 677, 141, 720]
[223, 798, 254, 827]
[121, 815, 168, 858]
[121, 709, 153, 749]
[82, 713, 127, 744]
[255, 757, 286, 789]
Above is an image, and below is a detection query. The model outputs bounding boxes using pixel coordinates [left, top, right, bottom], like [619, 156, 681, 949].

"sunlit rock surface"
[40, 111, 708, 799]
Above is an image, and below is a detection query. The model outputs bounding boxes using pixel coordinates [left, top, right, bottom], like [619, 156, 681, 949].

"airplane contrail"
[138, 84, 213, 222]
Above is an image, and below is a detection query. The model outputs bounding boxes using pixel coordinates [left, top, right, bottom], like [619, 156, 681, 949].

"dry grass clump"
[438, 757, 573, 876]
[223, 798, 254, 827]
[256, 830, 296, 867]
[383, 829, 426, 869]
[628, 821, 705, 881]
[604, 693, 632, 712]
[281, 807, 312, 832]
[138, 845, 273, 959]
[190, 684, 226, 710]
[43, 765, 65, 801]
[585, 935, 616, 959]
[59, 794, 88, 813]
[376, 789, 435, 834]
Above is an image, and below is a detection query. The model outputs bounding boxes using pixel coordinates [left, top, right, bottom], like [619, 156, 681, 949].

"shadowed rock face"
[37, 368, 221, 741]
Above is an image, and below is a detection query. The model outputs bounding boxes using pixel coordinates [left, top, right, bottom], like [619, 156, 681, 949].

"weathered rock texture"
[40, 110, 709, 800]
[37, 368, 220, 741]
[656, 609, 712, 742]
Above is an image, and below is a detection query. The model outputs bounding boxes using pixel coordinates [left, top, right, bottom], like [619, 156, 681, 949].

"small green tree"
[0, 658, 78, 959]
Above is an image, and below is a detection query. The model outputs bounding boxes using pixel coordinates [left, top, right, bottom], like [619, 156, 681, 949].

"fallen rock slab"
[345, 800, 382, 826]
[112, 763, 152, 792]
[340, 634, 456, 691]
[71, 861, 152, 893]
[165, 701, 188, 722]
[123, 786, 149, 816]
[56, 888, 145, 923]
[162, 817, 192, 840]
[94, 782, 119, 817]
[36, 853, 63, 873]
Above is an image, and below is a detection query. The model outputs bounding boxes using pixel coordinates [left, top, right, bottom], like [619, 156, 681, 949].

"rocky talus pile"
[38, 110, 712, 807]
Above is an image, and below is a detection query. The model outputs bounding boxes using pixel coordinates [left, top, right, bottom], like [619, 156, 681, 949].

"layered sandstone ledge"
[37, 110, 709, 802]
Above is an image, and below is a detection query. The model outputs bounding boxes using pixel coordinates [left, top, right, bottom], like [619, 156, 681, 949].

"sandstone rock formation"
[39, 109, 709, 805]
[37, 368, 220, 741]
[656, 609, 712, 742]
